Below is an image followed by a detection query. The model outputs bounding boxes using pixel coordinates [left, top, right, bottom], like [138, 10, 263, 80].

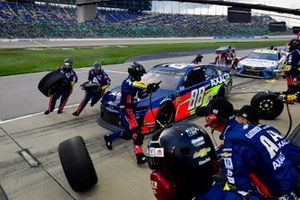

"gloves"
[147, 83, 160, 93]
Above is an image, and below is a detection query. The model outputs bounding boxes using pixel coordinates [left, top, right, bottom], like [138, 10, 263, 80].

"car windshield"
[247, 52, 278, 61]
[142, 70, 182, 90]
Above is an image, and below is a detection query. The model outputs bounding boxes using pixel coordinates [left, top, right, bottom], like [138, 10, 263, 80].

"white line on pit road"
[0, 104, 79, 125]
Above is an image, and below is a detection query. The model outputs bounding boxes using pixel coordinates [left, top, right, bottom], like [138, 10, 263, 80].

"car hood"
[103, 86, 174, 108]
[240, 58, 278, 68]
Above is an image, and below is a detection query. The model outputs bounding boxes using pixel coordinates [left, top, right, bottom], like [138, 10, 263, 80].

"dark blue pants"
[75, 91, 102, 115]
[48, 89, 72, 112]
[110, 107, 144, 155]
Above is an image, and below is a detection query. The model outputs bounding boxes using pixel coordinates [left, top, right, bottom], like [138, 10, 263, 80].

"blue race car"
[101, 63, 232, 134]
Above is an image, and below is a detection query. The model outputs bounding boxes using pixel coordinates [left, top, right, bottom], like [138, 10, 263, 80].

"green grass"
[0, 40, 288, 76]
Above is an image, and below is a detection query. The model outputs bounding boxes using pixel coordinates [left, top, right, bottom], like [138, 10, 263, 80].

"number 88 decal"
[188, 86, 205, 111]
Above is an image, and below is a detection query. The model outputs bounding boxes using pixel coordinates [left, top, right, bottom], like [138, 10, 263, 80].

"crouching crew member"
[44, 58, 78, 115]
[147, 122, 259, 200]
[104, 62, 159, 165]
[205, 98, 300, 199]
[73, 62, 110, 116]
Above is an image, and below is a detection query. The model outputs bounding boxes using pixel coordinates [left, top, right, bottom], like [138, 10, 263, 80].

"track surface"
[0, 36, 293, 49]
[0, 46, 299, 200]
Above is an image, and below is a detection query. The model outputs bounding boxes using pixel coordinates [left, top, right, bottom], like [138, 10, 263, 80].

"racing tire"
[250, 92, 284, 120]
[58, 136, 98, 192]
[38, 70, 71, 97]
[217, 86, 226, 97]
[288, 123, 300, 148]
[156, 102, 175, 129]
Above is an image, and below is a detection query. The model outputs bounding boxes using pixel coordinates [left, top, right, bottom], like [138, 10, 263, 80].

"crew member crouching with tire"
[205, 97, 300, 199]
[44, 58, 78, 115]
[104, 62, 159, 165]
[73, 62, 110, 116]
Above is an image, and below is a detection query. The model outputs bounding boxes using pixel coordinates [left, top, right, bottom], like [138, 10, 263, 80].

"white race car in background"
[236, 49, 288, 79]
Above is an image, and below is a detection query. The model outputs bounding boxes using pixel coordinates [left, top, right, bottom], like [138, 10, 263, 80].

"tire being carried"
[250, 91, 284, 120]
[58, 136, 98, 192]
[38, 70, 71, 97]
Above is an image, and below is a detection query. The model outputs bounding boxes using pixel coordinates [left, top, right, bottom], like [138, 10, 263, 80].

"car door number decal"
[188, 86, 205, 111]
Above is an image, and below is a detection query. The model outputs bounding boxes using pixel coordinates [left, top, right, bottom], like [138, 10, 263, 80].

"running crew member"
[44, 58, 78, 115]
[104, 62, 159, 165]
[205, 98, 300, 199]
[73, 62, 110, 116]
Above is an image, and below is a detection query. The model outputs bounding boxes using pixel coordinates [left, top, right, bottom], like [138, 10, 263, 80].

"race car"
[236, 49, 287, 79]
[100, 63, 232, 134]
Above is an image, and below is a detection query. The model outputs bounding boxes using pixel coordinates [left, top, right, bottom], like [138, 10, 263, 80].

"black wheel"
[288, 123, 300, 148]
[225, 81, 232, 97]
[217, 86, 226, 97]
[38, 70, 71, 97]
[58, 136, 98, 192]
[156, 102, 175, 129]
[250, 92, 284, 120]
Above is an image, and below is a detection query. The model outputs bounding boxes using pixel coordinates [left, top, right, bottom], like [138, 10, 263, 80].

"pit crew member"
[104, 62, 159, 165]
[44, 58, 78, 115]
[205, 97, 300, 199]
[73, 62, 110, 116]
[147, 122, 259, 200]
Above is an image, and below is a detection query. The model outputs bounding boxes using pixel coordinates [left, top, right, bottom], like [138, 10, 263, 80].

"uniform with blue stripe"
[73, 62, 110, 116]
[222, 119, 300, 199]
[111, 75, 148, 151]
[105, 62, 159, 164]
[46, 58, 78, 114]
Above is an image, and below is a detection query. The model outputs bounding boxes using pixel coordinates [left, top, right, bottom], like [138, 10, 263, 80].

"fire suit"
[110, 76, 149, 155]
[48, 67, 78, 112]
[196, 183, 259, 200]
[75, 70, 110, 115]
[221, 119, 300, 199]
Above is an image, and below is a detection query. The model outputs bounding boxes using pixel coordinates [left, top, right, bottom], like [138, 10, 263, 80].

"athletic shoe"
[136, 153, 147, 165]
[57, 110, 63, 114]
[72, 112, 79, 116]
[104, 134, 113, 150]
[44, 110, 50, 115]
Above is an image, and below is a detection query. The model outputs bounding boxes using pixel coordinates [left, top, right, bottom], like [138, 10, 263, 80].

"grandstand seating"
[0, 1, 290, 38]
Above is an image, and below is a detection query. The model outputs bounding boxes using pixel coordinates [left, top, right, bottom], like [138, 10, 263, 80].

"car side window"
[204, 67, 219, 80]
[184, 68, 205, 88]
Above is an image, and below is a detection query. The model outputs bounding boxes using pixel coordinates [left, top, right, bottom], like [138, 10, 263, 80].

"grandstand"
[0, 1, 291, 39]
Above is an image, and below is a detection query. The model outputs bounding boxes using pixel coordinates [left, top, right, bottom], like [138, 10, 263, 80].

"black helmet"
[207, 97, 235, 124]
[288, 39, 300, 52]
[147, 122, 217, 199]
[63, 58, 73, 68]
[237, 105, 259, 125]
[128, 62, 146, 81]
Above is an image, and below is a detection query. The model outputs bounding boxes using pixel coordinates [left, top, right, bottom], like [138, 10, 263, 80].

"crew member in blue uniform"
[104, 62, 159, 165]
[147, 122, 259, 200]
[237, 104, 300, 169]
[205, 98, 300, 199]
[285, 39, 300, 102]
[44, 58, 78, 115]
[73, 62, 110, 116]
